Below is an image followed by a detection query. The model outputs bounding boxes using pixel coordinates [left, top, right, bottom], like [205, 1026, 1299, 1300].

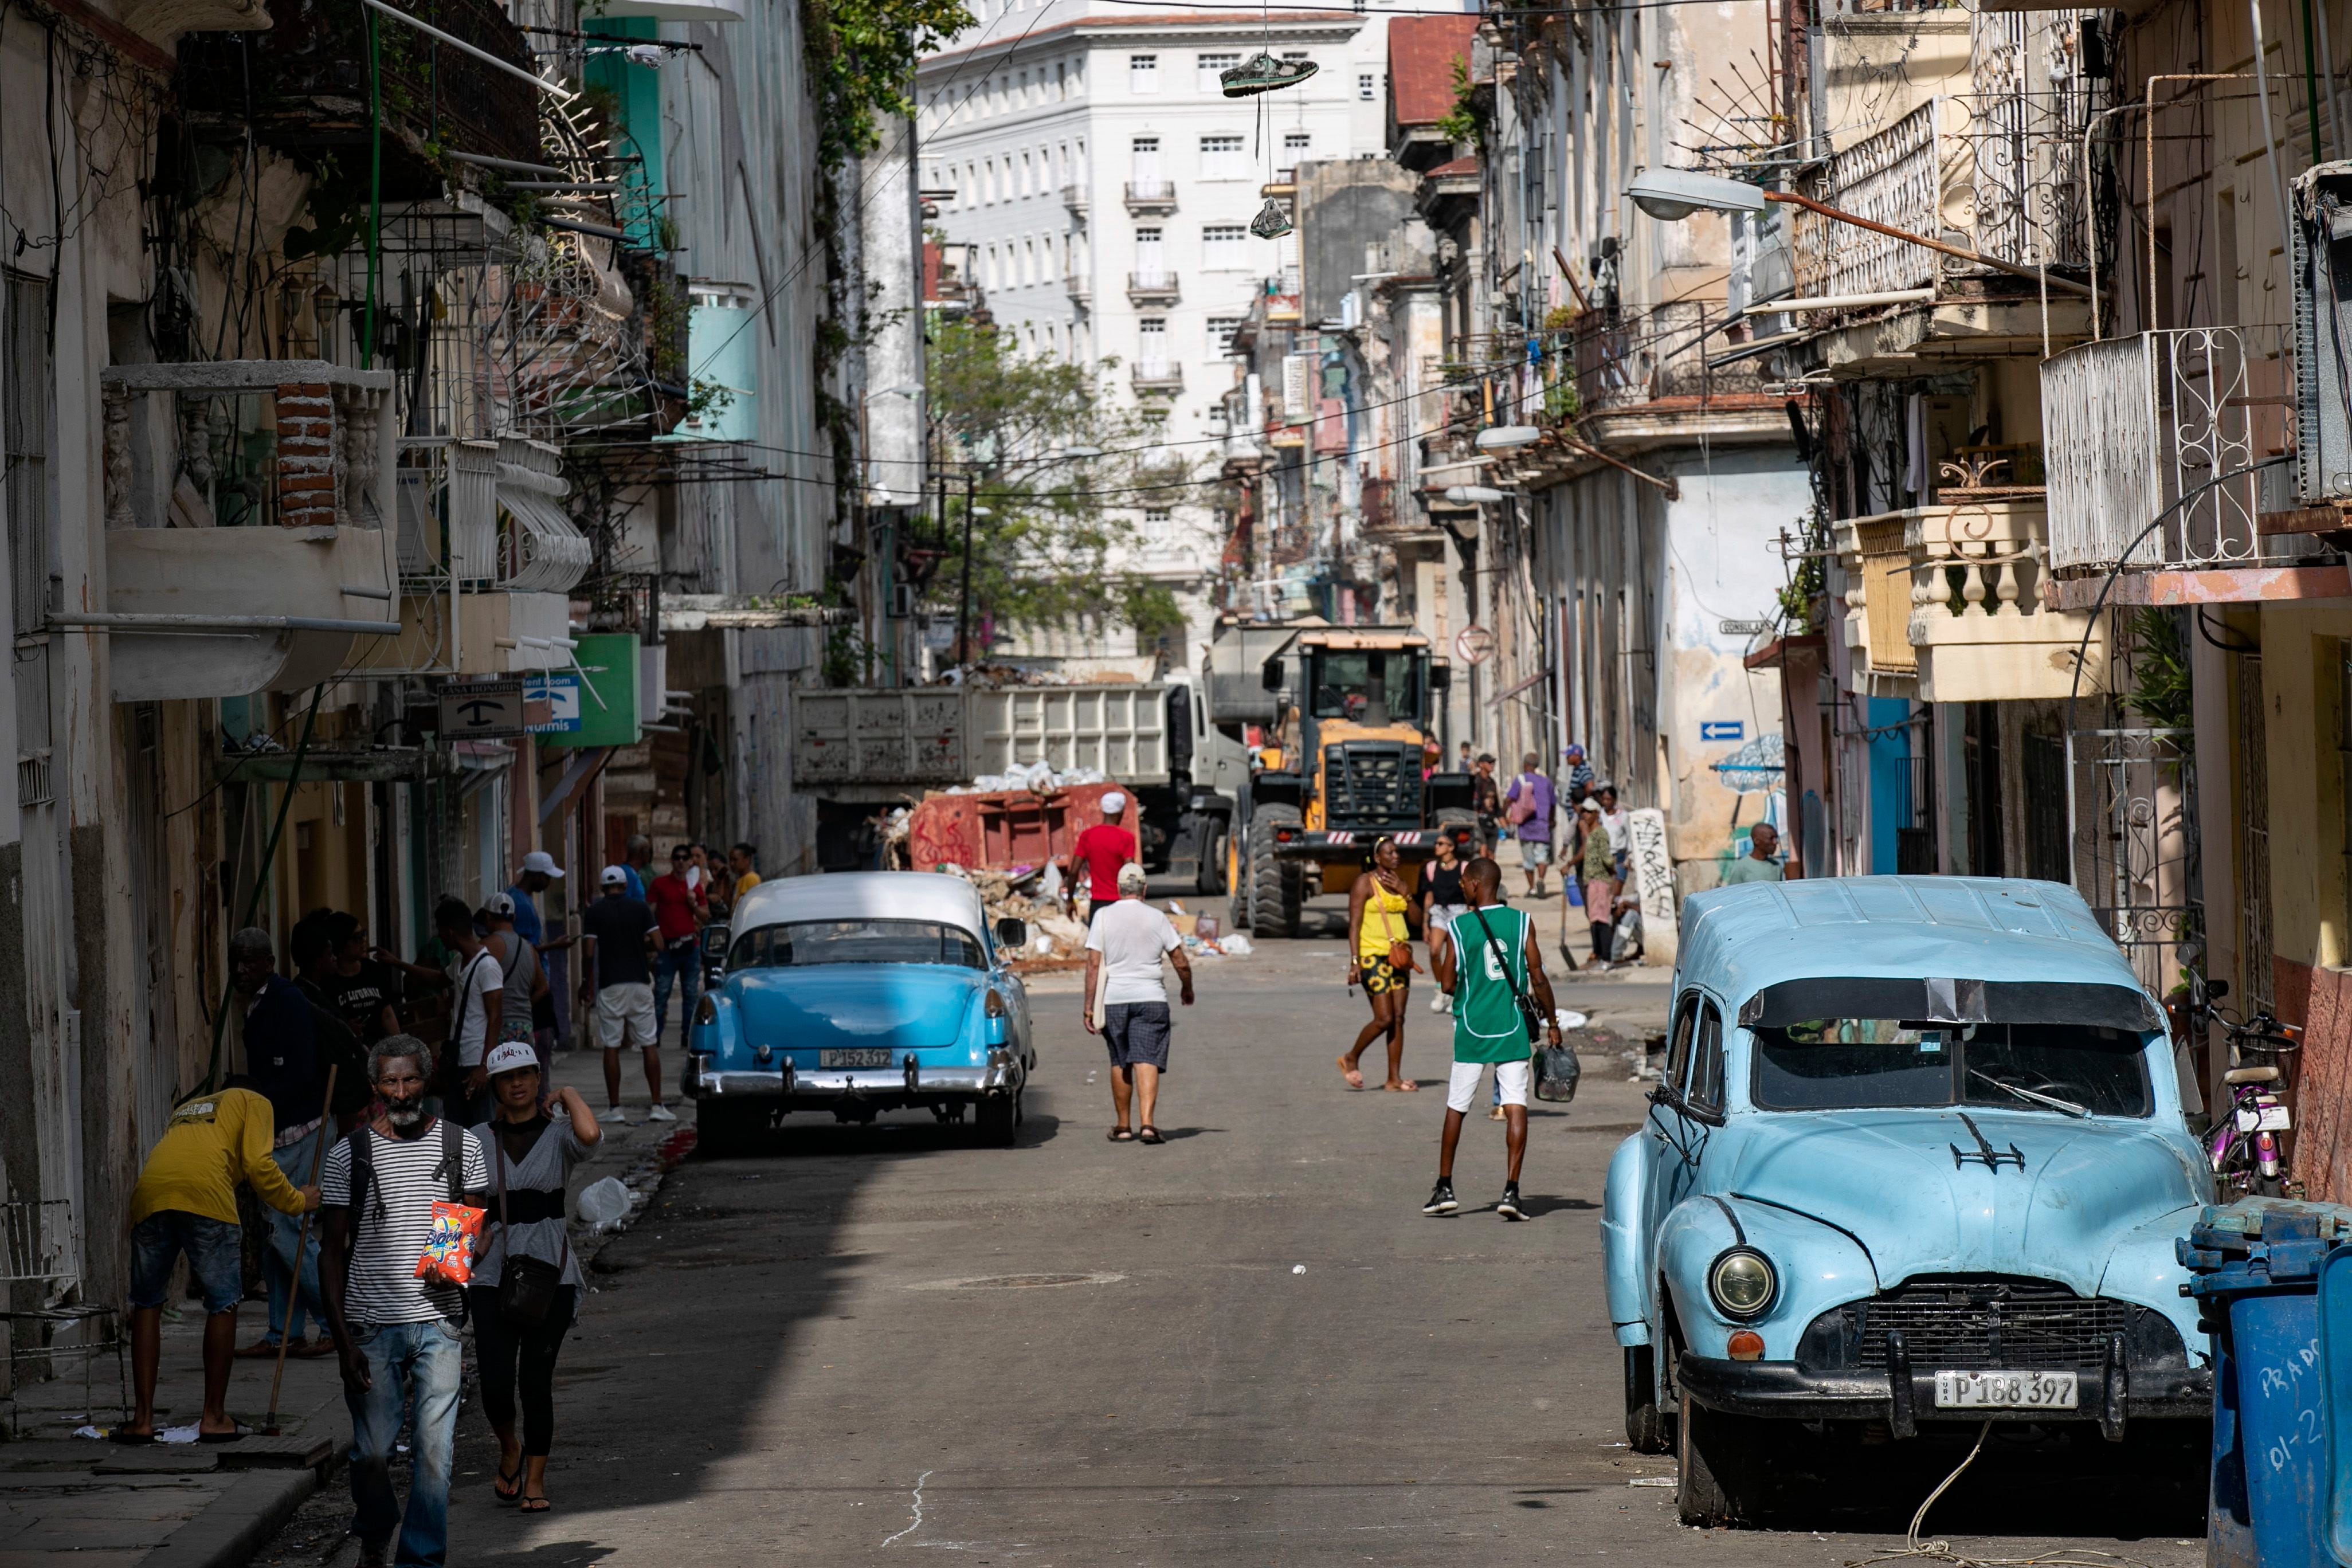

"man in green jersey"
[1426, 857, 1562, 1218]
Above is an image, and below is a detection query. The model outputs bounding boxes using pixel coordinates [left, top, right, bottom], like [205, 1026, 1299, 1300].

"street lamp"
[1474, 425, 1543, 452]
[1445, 485, 1508, 503]
[1625, 168, 1767, 221]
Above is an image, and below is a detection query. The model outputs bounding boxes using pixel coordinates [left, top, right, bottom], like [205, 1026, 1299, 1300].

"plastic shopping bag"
[413, 1200, 487, 1286]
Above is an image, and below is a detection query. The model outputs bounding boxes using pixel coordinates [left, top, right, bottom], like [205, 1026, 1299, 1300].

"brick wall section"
[2282, 957, 2352, 1202]
[275, 382, 339, 528]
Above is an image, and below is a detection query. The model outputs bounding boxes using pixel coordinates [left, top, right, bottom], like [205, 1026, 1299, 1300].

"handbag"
[493, 1125, 570, 1329]
[1465, 904, 1548, 1045]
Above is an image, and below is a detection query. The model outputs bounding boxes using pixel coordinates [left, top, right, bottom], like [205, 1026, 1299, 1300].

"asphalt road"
[260, 890, 2209, 1567]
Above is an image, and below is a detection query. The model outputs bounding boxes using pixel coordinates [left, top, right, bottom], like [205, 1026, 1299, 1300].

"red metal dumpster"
[905, 782, 1124, 873]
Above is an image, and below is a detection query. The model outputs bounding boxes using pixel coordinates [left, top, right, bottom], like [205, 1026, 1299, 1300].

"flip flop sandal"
[494, 1465, 523, 1504]
[1107, 1128, 1136, 1142]
[519, 1496, 552, 1513]
[1138, 1127, 1165, 1145]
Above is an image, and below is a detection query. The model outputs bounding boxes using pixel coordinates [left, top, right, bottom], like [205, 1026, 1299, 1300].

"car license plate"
[1932, 1370, 2079, 1410]
[818, 1048, 895, 1069]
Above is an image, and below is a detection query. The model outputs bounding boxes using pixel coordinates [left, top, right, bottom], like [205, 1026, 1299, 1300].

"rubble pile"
[924, 865, 1254, 964]
[943, 758, 1108, 794]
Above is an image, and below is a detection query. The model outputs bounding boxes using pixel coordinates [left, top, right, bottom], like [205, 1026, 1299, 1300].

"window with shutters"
[1199, 134, 1245, 181]
[5, 269, 55, 806]
[1129, 53, 1158, 92]
[1202, 225, 1247, 269]
[1206, 316, 1242, 355]
[1358, 71, 1377, 100]
[1197, 52, 1238, 92]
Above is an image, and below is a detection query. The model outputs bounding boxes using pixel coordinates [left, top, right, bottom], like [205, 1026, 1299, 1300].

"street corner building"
[0, 0, 935, 1347]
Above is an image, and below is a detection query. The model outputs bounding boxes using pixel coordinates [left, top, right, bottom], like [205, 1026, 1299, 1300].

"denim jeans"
[652, 939, 699, 1046]
[346, 1318, 462, 1568]
[262, 1126, 326, 1343]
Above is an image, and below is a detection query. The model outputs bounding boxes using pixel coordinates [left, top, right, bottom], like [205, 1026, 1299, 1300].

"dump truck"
[791, 683, 1233, 888]
[1201, 621, 1476, 938]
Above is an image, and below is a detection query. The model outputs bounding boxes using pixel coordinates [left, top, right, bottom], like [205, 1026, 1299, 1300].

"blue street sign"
[1699, 720, 1745, 743]
[525, 673, 583, 735]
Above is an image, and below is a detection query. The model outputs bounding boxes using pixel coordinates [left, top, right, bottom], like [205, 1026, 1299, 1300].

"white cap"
[485, 891, 516, 918]
[484, 1040, 540, 1077]
[521, 850, 564, 878]
[1100, 790, 1128, 814]
[601, 865, 629, 887]
[1116, 862, 1148, 893]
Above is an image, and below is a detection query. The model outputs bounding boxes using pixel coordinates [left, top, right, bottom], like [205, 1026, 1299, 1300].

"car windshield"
[1307, 649, 1422, 723]
[728, 919, 986, 971]
[1750, 1020, 2152, 1117]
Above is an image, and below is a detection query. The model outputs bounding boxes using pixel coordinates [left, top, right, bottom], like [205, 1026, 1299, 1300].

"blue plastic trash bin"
[2179, 1199, 2352, 1567]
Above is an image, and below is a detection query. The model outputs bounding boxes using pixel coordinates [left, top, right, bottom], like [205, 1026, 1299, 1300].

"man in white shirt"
[434, 897, 502, 1126]
[1082, 863, 1195, 1144]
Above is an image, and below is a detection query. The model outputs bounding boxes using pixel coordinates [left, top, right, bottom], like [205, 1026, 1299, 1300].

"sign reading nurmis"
[1455, 624, 1496, 666]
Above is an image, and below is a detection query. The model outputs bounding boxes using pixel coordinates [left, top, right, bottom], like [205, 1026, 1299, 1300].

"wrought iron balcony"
[1570, 303, 1773, 415]
[179, 0, 543, 199]
[1132, 362, 1185, 394]
[1127, 271, 1181, 305]
[2041, 326, 2322, 590]
[1790, 62, 2097, 308]
[1123, 180, 1178, 216]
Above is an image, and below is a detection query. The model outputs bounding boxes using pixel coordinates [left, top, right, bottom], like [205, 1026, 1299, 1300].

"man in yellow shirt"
[121, 1085, 319, 1442]
[728, 841, 762, 905]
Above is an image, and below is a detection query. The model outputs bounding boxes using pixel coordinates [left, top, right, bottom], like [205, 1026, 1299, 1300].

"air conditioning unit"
[889, 581, 921, 620]
[2291, 161, 2352, 501]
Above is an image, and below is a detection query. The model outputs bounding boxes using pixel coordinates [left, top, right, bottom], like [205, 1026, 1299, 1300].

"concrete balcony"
[1061, 184, 1090, 221]
[1123, 180, 1178, 216]
[1064, 269, 1092, 307]
[1903, 499, 2108, 703]
[348, 589, 575, 677]
[87, 360, 402, 700]
[1132, 363, 1185, 395]
[1127, 271, 1181, 306]
[2040, 325, 2347, 605]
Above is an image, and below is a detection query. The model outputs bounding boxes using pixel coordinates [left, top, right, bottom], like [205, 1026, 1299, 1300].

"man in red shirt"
[1065, 792, 1139, 925]
[646, 844, 708, 1048]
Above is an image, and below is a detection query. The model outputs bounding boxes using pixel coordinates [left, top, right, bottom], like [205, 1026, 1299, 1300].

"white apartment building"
[917, 2, 1434, 675]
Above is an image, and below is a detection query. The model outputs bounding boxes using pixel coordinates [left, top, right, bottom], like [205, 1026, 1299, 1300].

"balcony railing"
[1792, 60, 2098, 303]
[1127, 271, 1181, 305]
[1132, 362, 1185, 393]
[1570, 303, 1772, 415]
[179, 0, 542, 194]
[2042, 326, 2308, 575]
[1904, 499, 2107, 702]
[1123, 180, 1178, 215]
[1064, 269, 1092, 305]
[1061, 184, 1090, 220]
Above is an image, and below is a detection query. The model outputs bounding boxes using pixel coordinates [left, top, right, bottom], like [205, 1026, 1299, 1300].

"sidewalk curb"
[137, 1468, 317, 1568]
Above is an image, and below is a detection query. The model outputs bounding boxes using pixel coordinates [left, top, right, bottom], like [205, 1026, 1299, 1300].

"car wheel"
[695, 1100, 767, 1159]
[1625, 1346, 1672, 1453]
[1676, 1398, 1768, 1527]
[1247, 805, 1300, 937]
[975, 1093, 1018, 1147]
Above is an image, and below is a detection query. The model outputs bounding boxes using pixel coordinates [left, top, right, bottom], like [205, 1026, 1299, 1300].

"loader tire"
[1247, 805, 1303, 938]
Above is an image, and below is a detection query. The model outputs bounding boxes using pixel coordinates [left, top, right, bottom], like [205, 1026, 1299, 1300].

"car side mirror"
[995, 917, 1028, 950]
[1261, 657, 1284, 692]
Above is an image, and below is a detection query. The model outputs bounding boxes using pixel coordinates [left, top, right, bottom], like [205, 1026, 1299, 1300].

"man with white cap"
[578, 867, 665, 1124]
[1083, 862, 1194, 1143]
[1063, 791, 1139, 924]
[505, 852, 565, 951]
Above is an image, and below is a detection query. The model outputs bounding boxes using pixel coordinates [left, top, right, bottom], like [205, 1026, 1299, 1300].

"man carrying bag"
[1424, 857, 1562, 1221]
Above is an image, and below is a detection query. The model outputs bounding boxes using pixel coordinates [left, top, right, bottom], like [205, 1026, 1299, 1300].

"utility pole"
[956, 469, 977, 668]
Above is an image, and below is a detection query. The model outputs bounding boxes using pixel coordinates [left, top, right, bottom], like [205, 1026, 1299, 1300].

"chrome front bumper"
[688, 1050, 1022, 1101]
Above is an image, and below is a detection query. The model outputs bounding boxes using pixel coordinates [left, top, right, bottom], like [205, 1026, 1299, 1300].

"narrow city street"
[236, 891, 2209, 1568]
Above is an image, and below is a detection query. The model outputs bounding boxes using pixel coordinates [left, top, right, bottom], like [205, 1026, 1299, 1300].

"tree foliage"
[806, 0, 973, 171]
[925, 317, 1198, 649]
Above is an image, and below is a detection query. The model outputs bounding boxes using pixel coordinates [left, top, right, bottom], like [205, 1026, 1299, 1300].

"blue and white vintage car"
[685, 872, 1036, 1153]
[1603, 876, 2212, 1524]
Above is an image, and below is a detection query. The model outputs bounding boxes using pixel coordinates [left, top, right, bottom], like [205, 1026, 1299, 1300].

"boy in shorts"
[1424, 857, 1562, 1220]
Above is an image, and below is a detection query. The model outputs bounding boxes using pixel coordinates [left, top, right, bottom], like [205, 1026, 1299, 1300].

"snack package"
[414, 1200, 487, 1286]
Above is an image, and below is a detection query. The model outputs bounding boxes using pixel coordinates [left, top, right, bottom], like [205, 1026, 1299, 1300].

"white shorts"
[594, 981, 658, 1050]
[1448, 1058, 1530, 1112]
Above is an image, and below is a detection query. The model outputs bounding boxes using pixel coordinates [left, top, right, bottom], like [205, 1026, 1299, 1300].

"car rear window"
[1751, 1021, 2152, 1118]
[728, 919, 986, 971]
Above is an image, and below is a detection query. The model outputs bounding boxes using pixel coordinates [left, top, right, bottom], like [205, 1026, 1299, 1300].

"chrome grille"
[1853, 1279, 2131, 1371]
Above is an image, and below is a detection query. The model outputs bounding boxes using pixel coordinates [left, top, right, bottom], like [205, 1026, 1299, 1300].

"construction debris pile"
[924, 864, 1253, 964]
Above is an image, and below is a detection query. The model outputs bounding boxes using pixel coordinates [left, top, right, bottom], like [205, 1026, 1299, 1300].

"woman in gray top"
[469, 1042, 601, 1512]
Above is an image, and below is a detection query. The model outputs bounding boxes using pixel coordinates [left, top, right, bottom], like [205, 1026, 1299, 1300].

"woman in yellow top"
[1340, 836, 1422, 1092]
[122, 1085, 320, 1443]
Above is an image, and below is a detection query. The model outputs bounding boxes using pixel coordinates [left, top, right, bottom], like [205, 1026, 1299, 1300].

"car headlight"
[1708, 1249, 1776, 1319]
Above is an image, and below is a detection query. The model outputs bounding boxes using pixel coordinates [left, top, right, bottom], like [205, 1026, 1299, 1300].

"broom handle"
[265, 1065, 338, 1426]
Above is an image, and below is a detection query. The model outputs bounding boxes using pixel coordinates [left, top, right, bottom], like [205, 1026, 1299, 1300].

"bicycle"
[2207, 1006, 2302, 1199]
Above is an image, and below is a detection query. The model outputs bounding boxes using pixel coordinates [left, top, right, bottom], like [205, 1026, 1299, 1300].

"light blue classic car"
[685, 872, 1036, 1153]
[1604, 876, 2211, 1525]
